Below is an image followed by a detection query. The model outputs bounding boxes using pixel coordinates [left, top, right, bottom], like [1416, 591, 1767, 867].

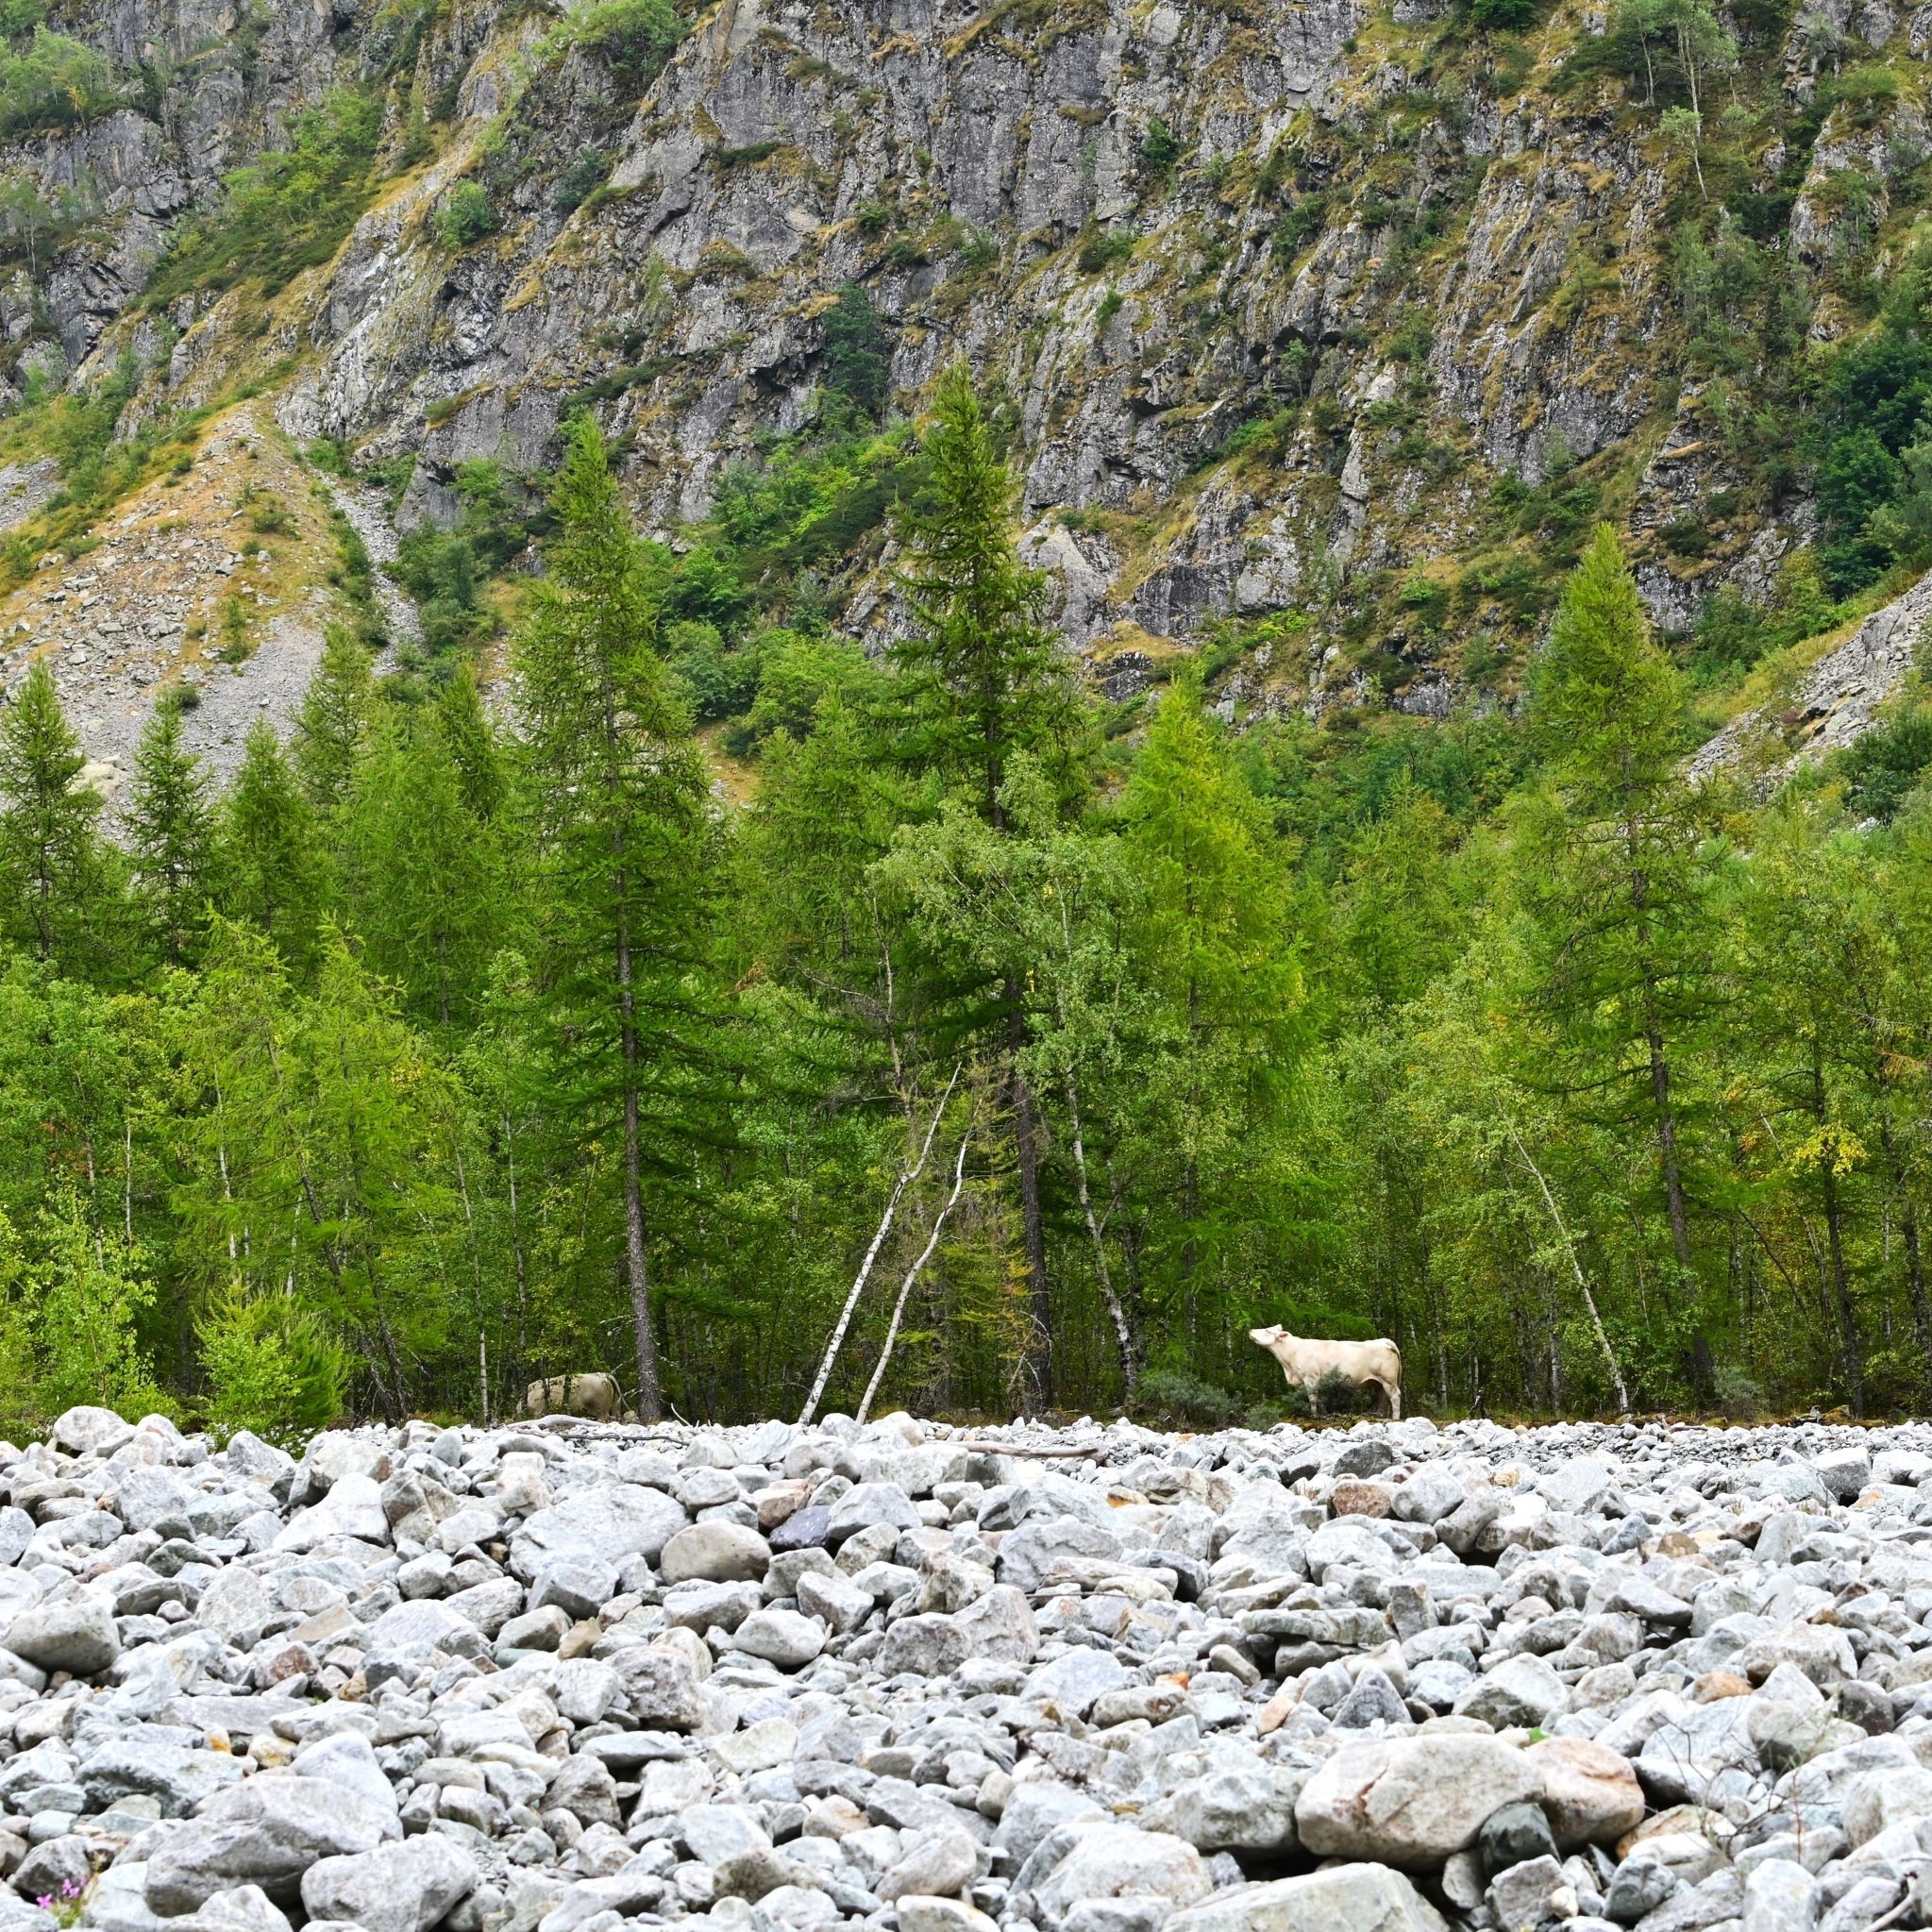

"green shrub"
[553, 147, 608, 211]
[433, 179, 496, 249]
[394, 527, 480, 649]
[573, 0, 682, 95]
[8, 1191, 166, 1431]
[1835, 705, 1932, 821]
[197, 1285, 349, 1448]
[1468, 0, 1541, 31]
[144, 89, 381, 302]
[821, 282, 893, 416]
[0, 27, 115, 141]
[217, 596, 252, 663]
[1271, 193, 1327, 262]
[1140, 115, 1183, 177]
[667, 617, 764, 719]
[1076, 227, 1134, 274]
[1134, 1366, 1243, 1426]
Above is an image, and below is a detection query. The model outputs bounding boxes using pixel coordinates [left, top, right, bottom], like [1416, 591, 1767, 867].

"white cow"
[1249, 1326, 1403, 1419]
[522, 1371, 623, 1420]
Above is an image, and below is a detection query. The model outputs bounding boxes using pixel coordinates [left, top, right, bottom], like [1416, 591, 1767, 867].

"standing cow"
[1249, 1326, 1403, 1419]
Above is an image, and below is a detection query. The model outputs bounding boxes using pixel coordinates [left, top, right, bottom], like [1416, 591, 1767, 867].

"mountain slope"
[0, 0, 1920, 746]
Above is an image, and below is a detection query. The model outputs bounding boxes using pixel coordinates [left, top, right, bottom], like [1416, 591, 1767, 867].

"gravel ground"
[4, 1410, 1932, 1932]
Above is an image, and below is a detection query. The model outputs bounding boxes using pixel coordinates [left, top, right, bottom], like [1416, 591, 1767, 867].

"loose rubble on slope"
[1688, 568, 1932, 790]
[6, 1408, 1932, 1932]
[0, 409, 364, 794]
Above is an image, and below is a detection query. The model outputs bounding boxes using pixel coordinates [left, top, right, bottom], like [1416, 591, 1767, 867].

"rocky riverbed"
[0, 1410, 1929, 1932]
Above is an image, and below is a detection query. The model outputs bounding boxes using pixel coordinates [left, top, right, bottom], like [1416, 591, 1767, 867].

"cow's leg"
[1386, 1378, 1402, 1421]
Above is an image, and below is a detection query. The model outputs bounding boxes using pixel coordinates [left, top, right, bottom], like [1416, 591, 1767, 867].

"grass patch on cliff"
[142, 89, 383, 307]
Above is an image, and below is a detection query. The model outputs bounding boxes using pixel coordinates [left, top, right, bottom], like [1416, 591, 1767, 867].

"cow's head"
[1248, 1325, 1285, 1347]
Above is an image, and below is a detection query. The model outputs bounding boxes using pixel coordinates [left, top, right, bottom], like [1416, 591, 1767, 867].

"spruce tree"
[218, 720, 324, 972]
[126, 689, 214, 968]
[892, 362, 1082, 1405]
[0, 659, 108, 972]
[513, 414, 719, 1422]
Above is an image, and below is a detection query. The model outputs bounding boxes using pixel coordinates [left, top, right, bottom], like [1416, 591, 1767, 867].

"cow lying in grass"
[1249, 1325, 1403, 1419]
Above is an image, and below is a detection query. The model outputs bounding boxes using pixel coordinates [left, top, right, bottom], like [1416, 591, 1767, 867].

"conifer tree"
[892, 364, 1082, 1404]
[436, 659, 508, 822]
[218, 720, 324, 972]
[294, 625, 374, 815]
[126, 689, 214, 968]
[343, 707, 500, 1029]
[1515, 525, 1716, 1365]
[1118, 671, 1306, 1359]
[0, 659, 109, 972]
[513, 414, 719, 1423]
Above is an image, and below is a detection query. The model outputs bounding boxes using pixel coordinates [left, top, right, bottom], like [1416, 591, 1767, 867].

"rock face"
[8, 1405, 1932, 1932]
[0, 0, 1884, 758]
[1689, 568, 1932, 787]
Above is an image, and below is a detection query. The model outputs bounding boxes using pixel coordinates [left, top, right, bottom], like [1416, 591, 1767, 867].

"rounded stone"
[658, 1520, 772, 1585]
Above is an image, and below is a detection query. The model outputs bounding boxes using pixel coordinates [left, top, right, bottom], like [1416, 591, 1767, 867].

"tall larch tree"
[891, 363, 1082, 1406]
[513, 414, 720, 1424]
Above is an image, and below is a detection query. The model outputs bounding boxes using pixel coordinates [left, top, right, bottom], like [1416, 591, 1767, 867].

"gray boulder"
[511, 1484, 688, 1577]
[1033, 1826, 1211, 1932]
[299, 1834, 480, 1932]
[1163, 1865, 1448, 1932]
[1296, 1737, 1540, 1868]
[145, 1779, 401, 1912]
[7, 1596, 118, 1675]
[659, 1521, 771, 1584]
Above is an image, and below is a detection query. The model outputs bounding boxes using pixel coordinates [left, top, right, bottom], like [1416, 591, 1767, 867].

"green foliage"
[144, 90, 381, 303]
[0, 659, 109, 973]
[512, 415, 725, 1419]
[570, 0, 683, 94]
[218, 720, 323, 971]
[1139, 116, 1184, 178]
[389, 461, 533, 659]
[15, 1188, 163, 1424]
[1134, 1365, 1241, 1425]
[821, 282, 894, 417]
[126, 691, 213, 969]
[1468, 0, 1541, 27]
[1271, 193, 1328, 262]
[1076, 227, 1134, 275]
[553, 148, 608, 212]
[433, 180, 496, 250]
[1834, 705, 1932, 822]
[196, 1286, 349, 1446]
[0, 27, 115, 141]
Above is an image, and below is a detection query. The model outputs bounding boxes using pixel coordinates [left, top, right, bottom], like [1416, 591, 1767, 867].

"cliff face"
[0, 0, 1912, 727]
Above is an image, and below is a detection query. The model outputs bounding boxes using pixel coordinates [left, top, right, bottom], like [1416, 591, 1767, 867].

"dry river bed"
[0, 1412, 1924, 1932]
